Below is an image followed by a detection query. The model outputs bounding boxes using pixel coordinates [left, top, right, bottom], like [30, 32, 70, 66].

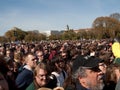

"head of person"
[25, 52, 37, 69]
[6, 49, 11, 57]
[114, 37, 120, 43]
[61, 50, 67, 59]
[72, 55, 104, 90]
[0, 55, 9, 90]
[105, 63, 120, 84]
[34, 62, 50, 87]
[50, 56, 65, 72]
[57, 56, 66, 70]
[36, 50, 44, 62]
[98, 60, 107, 74]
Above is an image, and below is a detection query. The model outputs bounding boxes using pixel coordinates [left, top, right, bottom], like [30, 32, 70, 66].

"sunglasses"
[99, 63, 106, 67]
[31, 58, 38, 61]
[37, 55, 43, 57]
[37, 74, 49, 78]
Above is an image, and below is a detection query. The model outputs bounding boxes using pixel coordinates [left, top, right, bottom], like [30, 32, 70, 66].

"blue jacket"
[16, 68, 33, 90]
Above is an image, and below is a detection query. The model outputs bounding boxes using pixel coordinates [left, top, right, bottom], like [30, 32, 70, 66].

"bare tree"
[110, 13, 120, 21]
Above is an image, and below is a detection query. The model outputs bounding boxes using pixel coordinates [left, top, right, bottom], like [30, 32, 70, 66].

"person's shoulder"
[52, 72, 59, 77]
[113, 42, 120, 45]
[115, 79, 120, 90]
[16, 68, 33, 81]
[112, 42, 120, 48]
[26, 82, 35, 90]
[18, 68, 33, 76]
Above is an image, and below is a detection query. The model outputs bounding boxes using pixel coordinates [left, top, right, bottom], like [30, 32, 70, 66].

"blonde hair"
[37, 87, 52, 90]
[24, 52, 35, 63]
[34, 62, 50, 77]
[105, 63, 120, 83]
[53, 87, 64, 90]
[14, 52, 21, 62]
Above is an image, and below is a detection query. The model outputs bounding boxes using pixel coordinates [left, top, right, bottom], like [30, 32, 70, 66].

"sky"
[0, 0, 120, 36]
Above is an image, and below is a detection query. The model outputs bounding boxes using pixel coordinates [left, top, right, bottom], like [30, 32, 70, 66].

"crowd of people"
[0, 39, 120, 90]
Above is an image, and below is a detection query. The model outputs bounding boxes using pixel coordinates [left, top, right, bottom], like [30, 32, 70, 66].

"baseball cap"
[72, 55, 103, 73]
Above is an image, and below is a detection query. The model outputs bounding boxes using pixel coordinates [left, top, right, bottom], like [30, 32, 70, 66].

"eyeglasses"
[99, 63, 106, 67]
[37, 54, 43, 57]
[37, 74, 48, 78]
[62, 55, 67, 58]
[31, 58, 38, 61]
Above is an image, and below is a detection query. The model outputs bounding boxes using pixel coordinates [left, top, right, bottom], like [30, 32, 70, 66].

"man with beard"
[72, 55, 104, 90]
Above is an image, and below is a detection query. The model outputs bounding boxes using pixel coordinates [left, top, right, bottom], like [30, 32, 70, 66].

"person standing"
[35, 50, 44, 64]
[0, 72, 9, 90]
[72, 55, 104, 90]
[26, 62, 57, 90]
[112, 37, 120, 64]
[16, 52, 37, 90]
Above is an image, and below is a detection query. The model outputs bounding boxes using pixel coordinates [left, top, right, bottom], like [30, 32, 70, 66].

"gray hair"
[72, 66, 104, 90]
[72, 66, 88, 79]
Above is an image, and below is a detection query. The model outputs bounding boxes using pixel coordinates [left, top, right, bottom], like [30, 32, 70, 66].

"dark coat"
[16, 68, 33, 90]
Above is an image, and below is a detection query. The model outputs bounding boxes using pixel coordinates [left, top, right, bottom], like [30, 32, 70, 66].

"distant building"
[74, 28, 92, 33]
[26, 28, 93, 37]
[51, 30, 64, 35]
[33, 30, 39, 34]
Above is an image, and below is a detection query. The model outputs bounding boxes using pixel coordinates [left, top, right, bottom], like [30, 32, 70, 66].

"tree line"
[0, 13, 120, 43]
